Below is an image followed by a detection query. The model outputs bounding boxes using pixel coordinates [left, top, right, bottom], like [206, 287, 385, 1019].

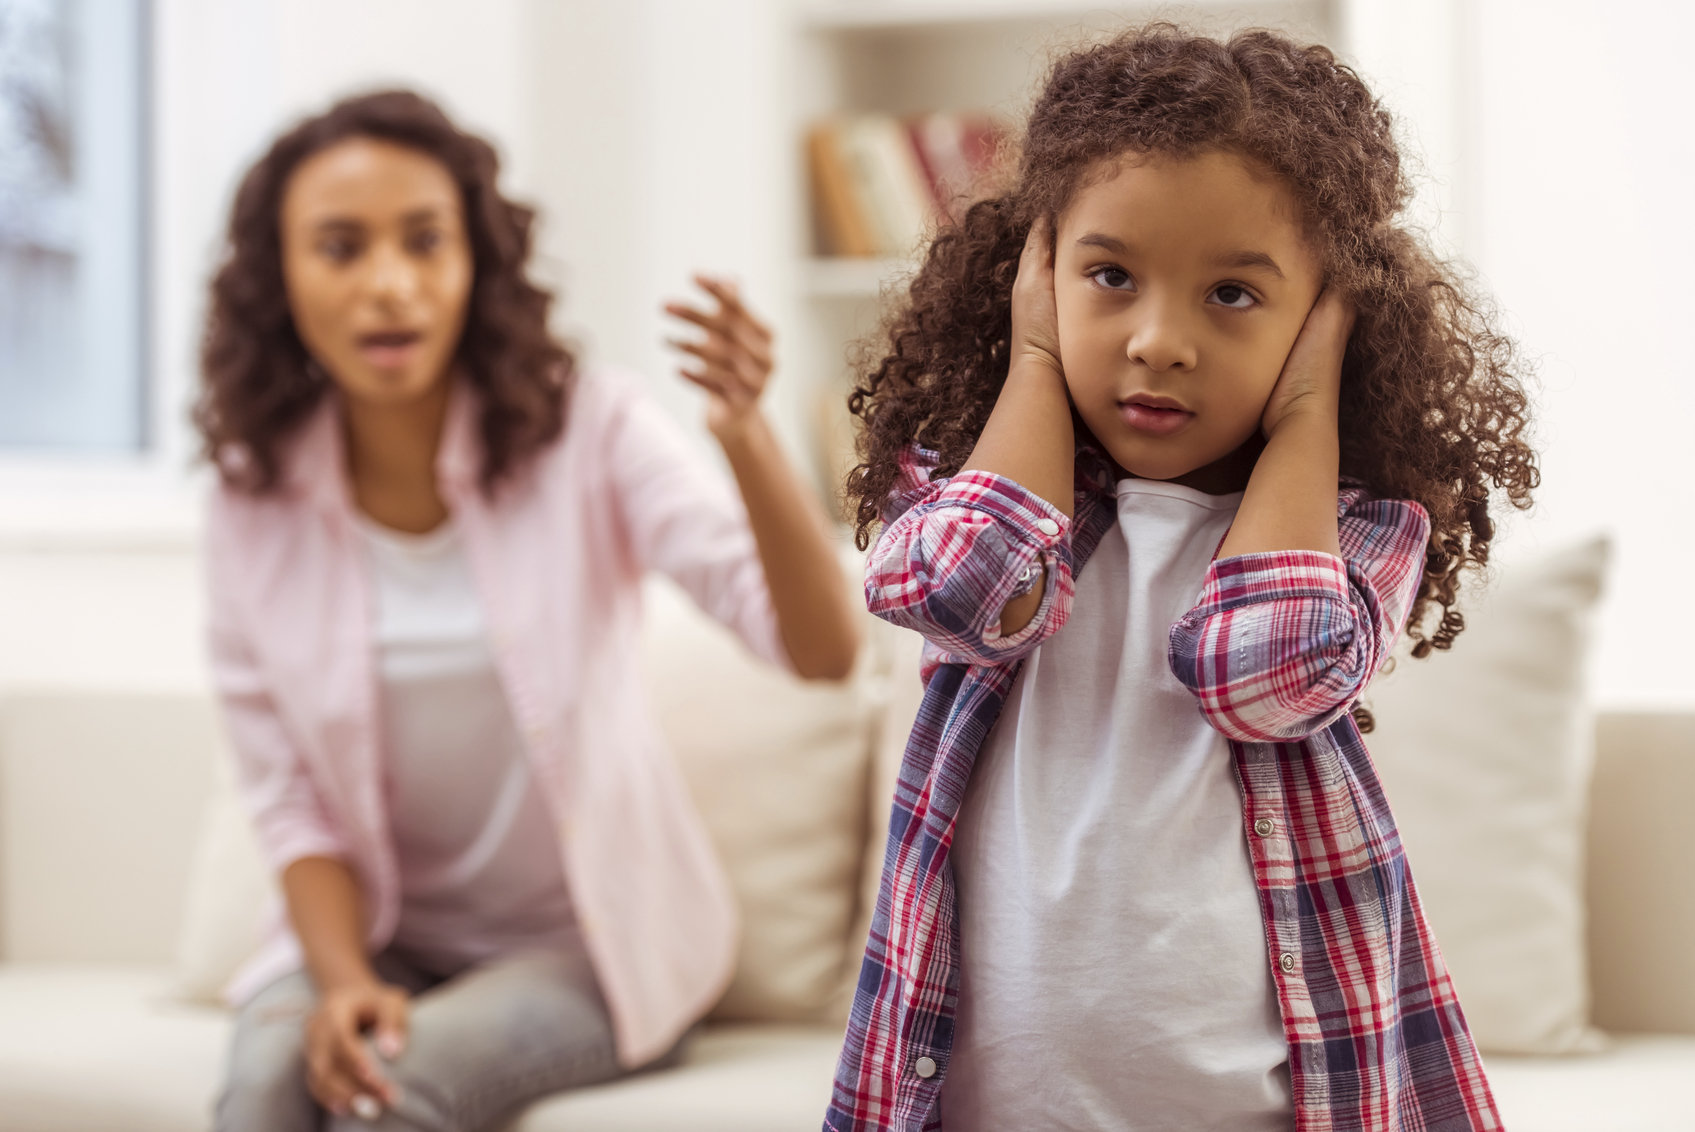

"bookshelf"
[799, 0, 1322, 33]
[782, 1, 1339, 502]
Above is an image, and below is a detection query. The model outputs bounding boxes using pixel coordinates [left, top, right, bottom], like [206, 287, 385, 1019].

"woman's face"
[1052, 149, 1324, 492]
[279, 137, 473, 408]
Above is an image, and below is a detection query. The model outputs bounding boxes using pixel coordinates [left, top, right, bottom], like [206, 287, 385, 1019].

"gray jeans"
[215, 947, 679, 1132]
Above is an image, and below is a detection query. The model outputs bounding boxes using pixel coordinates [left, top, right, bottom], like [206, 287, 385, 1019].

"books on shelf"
[807, 111, 1005, 259]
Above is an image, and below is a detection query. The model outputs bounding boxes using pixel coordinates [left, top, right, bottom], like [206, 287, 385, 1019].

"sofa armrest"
[1586, 710, 1695, 1035]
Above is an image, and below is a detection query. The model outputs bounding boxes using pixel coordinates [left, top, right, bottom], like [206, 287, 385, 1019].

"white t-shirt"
[358, 515, 584, 975]
[942, 477, 1292, 1131]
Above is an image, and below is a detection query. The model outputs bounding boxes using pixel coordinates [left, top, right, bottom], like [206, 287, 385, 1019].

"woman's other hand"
[304, 979, 409, 1118]
[664, 275, 775, 445]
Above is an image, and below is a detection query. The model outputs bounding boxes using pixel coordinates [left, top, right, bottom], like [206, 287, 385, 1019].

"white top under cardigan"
[357, 515, 585, 976]
[942, 477, 1293, 1130]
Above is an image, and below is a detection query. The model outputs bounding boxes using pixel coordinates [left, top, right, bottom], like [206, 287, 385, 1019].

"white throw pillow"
[1364, 534, 1610, 1054]
[172, 750, 274, 1003]
[174, 571, 877, 1027]
[640, 573, 876, 1024]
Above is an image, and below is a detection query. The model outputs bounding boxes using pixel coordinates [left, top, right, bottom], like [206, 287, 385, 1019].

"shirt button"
[913, 1056, 938, 1079]
[1034, 518, 1060, 537]
[1254, 818, 1274, 837]
[1279, 952, 1296, 973]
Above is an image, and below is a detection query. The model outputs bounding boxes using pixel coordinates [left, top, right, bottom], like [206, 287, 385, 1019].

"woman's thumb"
[374, 991, 409, 1060]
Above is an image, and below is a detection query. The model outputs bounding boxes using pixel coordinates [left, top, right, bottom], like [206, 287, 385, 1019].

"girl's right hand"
[304, 979, 409, 1117]
[1010, 216, 1064, 379]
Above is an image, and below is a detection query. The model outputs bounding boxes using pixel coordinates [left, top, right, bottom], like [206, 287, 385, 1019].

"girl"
[196, 90, 858, 1130]
[827, 24, 1535, 1132]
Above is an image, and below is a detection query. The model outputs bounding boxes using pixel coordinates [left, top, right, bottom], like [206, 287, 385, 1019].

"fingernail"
[351, 1093, 382, 1121]
[377, 1032, 403, 1059]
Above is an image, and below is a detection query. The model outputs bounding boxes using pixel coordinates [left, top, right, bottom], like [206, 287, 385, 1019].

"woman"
[195, 90, 858, 1131]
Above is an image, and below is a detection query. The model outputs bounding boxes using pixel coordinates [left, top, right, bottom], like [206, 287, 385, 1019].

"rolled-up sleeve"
[865, 457, 1075, 667]
[1167, 494, 1429, 743]
[206, 494, 349, 873]
[602, 378, 794, 673]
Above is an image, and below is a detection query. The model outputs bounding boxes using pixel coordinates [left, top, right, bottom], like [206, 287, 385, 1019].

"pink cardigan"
[205, 366, 791, 1067]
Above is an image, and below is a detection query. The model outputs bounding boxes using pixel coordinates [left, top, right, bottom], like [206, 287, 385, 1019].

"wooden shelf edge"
[800, 0, 1300, 32]
[802, 257, 917, 298]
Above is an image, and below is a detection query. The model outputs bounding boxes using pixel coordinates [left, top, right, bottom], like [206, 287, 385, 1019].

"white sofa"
[0, 581, 1690, 1131]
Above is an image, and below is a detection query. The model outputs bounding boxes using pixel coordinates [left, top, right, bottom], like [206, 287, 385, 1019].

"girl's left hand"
[664, 275, 774, 444]
[1261, 288, 1355, 440]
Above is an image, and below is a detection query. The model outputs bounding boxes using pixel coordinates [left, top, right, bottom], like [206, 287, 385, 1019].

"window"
[0, 0, 148, 452]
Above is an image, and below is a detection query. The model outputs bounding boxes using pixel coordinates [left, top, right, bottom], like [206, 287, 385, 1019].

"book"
[808, 120, 877, 257]
[806, 111, 1006, 258]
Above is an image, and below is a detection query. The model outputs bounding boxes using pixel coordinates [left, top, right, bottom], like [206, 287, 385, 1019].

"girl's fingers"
[1024, 214, 1054, 263]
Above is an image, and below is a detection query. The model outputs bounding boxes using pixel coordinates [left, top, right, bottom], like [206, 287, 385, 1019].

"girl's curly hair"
[195, 89, 572, 494]
[847, 23, 1537, 661]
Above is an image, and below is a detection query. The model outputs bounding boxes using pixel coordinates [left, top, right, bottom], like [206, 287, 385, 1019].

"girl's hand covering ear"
[664, 275, 775, 444]
[1010, 217, 1064, 380]
[1261, 288, 1355, 440]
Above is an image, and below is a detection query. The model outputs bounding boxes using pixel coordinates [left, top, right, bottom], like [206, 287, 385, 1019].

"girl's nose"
[1125, 302, 1198, 373]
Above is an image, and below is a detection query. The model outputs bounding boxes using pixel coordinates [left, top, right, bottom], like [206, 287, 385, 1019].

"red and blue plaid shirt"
[825, 446, 1501, 1131]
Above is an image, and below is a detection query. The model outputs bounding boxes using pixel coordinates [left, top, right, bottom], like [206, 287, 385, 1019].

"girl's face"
[279, 137, 473, 409]
[1053, 149, 1324, 492]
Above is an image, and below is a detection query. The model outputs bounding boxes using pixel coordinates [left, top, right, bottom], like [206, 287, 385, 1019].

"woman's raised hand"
[664, 275, 775, 444]
[1261, 288, 1355, 440]
[1010, 216, 1064, 380]
[303, 979, 409, 1118]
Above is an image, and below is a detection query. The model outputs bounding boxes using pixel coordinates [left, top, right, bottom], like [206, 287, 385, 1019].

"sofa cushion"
[1587, 711, 1695, 1036]
[639, 572, 876, 1023]
[1485, 1035, 1695, 1132]
[1365, 535, 1610, 1054]
[0, 692, 221, 965]
[0, 964, 843, 1132]
[173, 571, 877, 1025]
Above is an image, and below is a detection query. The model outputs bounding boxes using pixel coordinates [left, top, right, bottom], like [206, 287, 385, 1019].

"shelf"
[802, 257, 917, 298]
[800, 0, 1302, 32]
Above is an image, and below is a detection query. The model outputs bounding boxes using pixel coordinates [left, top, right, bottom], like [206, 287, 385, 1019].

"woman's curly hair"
[195, 89, 572, 493]
[847, 23, 1537, 661]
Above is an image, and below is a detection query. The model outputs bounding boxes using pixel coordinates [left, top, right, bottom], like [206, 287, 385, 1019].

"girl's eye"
[1087, 266, 1135, 291]
[408, 228, 443, 255]
[318, 238, 359, 263]
[1210, 283, 1258, 310]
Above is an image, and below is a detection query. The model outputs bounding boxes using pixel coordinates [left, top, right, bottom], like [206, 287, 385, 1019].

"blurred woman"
[194, 89, 857, 1131]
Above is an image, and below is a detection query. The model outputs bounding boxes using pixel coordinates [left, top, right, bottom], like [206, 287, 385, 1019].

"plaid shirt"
[825, 447, 1500, 1132]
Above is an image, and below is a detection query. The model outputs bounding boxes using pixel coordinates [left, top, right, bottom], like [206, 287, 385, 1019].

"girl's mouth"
[357, 330, 424, 370]
[1118, 396, 1194, 436]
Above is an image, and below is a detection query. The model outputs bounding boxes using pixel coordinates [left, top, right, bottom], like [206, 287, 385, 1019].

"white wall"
[1344, 0, 1695, 707]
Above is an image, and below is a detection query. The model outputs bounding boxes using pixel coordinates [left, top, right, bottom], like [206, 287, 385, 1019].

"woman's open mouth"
[357, 329, 424, 370]
[1118, 396, 1194, 437]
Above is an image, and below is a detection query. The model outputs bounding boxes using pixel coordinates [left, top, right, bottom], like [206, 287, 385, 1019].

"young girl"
[196, 91, 858, 1130]
[827, 24, 1535, 1132]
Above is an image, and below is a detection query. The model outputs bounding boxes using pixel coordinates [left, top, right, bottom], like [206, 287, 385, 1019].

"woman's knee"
[215, 1028, 314, 1131]
[215, 975, 318, 1132]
